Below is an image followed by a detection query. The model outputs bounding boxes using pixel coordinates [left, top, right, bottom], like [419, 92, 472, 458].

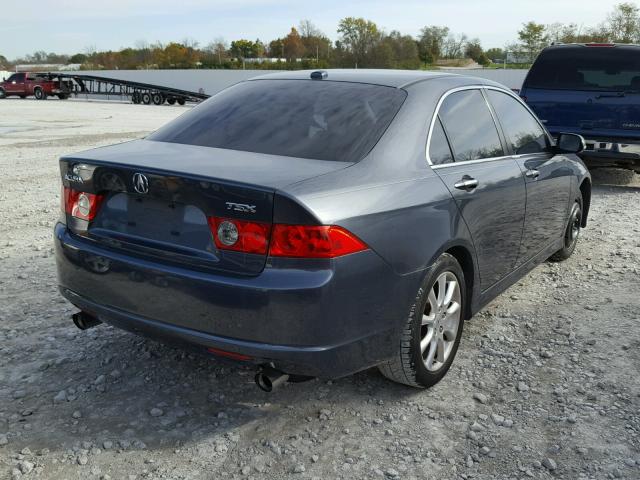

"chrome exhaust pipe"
[255, 366, 289, 392]
[72, 311, 102, 330]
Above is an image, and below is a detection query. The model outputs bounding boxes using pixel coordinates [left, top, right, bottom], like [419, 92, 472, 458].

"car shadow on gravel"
[10, 322, 431, 454]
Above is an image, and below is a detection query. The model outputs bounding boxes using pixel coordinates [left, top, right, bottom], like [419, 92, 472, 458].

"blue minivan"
[521, 43, 640, 173]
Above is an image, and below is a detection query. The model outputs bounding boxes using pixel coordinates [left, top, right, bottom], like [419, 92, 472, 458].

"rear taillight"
[63, 187, 104, 221]
[208, 217, 368, 258]
[208, 217, 271, 254]
[269, 225, 367, 258]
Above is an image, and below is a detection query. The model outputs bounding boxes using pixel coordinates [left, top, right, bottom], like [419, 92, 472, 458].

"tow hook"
[255, 365, 290, 392]
[72, 311, 102, 330]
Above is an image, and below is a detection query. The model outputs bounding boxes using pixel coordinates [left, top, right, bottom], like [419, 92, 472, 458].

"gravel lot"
[1, 98, 639, 480]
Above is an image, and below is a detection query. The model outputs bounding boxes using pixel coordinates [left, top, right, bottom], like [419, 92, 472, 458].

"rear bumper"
[54, 223, 421, 377]
[579, 139, 640, 170]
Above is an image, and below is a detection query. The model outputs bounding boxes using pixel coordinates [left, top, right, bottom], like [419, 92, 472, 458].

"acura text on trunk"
[55, 70, 591, 390]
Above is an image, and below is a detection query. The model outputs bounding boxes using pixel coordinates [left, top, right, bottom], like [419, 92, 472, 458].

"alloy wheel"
[420, 271, 462, 371]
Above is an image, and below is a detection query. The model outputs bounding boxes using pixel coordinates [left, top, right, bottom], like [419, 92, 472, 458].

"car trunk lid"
[60, 140, 352, 275]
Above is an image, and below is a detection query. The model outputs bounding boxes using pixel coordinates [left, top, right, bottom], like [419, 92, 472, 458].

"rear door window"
[526, 47, 640, 92]
[149, 79, 407, 162]
[438, 90, 504, 162]
[487, 90, 550, 155]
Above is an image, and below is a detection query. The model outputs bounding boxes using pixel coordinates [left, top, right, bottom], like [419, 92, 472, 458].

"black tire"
[379, 253, 466, 388]
[131, 92, 141, 104]
[57, 94, 69, 100]
[19, 95, 27, 99]
[549, 194, 583, 262]
[167, 97, 176, 105]
[152, 92, 164, 105]
[34, 88, 47, 100]
[141, 92, 152, 105]
[0, 88, 5, 99]
[177, 98, 186, 106]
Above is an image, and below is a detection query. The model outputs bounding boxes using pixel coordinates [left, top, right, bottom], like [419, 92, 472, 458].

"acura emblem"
[133, 173, 149, 194]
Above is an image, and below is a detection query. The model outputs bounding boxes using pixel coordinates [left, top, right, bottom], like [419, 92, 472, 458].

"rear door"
[429, 88, 526, 290]
[522, 45, 640, 142]
[486, 88, 571, 263]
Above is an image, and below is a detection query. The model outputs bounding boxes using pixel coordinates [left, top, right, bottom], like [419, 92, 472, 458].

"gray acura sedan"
[55, 70, 591, 390]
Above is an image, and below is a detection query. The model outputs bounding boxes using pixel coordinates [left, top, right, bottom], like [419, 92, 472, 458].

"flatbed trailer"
[49, 72, 210, 105]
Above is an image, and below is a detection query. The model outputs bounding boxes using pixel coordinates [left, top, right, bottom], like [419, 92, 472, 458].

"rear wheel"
[549, 194, 582, 262]
[379, 253, 466, 388]
[34, 88, 47, 100]
[152, 92, 164, 105]
[141, 92, 152, 105]
[167, 97, 176, 105]
[177, 98, 186, 106]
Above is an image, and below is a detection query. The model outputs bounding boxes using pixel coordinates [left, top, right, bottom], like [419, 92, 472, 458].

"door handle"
[454, 178, 479, 190]
[525, 169, 540, 179]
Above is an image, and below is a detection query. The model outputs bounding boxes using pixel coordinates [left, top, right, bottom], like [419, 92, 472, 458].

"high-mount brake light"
[586, 43, 615, 47]
[62, 187, 104, 221]
[208, 217, 369, 258]
[269, 225, 368, 258]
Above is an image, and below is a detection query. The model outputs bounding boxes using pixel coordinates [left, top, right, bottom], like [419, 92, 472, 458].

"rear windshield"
[525, 47, 640, 92]
[148, 79, 406, 162]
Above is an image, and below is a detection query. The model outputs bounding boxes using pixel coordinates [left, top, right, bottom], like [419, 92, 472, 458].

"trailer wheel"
[34, 87, 47, 100]
[152, 93, 164, 105]
[141, 92, 152, 105]
[177, 98, 186, 106]
[0, 88, 5, 99]
[132, 92, 141, 104]
[167, 97, 176, 105]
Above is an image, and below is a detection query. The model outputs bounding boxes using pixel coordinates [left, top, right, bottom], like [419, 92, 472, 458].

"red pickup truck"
[0, 72, 72, 100]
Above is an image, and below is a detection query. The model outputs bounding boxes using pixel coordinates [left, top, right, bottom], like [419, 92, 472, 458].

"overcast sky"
[0, 0, 622, 59]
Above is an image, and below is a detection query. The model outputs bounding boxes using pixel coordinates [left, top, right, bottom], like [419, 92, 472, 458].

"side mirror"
[555, 133, 585, 154]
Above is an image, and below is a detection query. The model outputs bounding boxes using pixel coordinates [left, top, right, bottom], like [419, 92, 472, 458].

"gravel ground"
[1, 98, 639, 480]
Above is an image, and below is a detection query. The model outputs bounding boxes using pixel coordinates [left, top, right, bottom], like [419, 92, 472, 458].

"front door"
[5, 73, 25, 95]
[485, 89, 571, 263]
[429, 88, 526, 290]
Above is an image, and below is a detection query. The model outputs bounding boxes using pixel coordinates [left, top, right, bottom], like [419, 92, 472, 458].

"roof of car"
[544, 42, 640, 50]
[249, 69, 459, 89]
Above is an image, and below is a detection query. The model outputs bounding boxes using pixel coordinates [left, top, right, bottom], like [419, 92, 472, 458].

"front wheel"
[379, 253, 466, 388]
[549, 195, 582, 262]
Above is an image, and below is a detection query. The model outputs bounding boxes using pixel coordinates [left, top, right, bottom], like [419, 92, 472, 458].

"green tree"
[606, 2, 640, 42]
[417, 26, 449, 64]
[230, 39, 261, 59]
[485, 47, 505, 61]
[518, 22, 548, 62]
[464, 39, 488, 65]
[337, 17, 381, 67]
[379, 31, 420, 68]
[0, 54, 9, 68]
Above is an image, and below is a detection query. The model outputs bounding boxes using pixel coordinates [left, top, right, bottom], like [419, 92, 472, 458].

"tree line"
[2, 2, 639, 71]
